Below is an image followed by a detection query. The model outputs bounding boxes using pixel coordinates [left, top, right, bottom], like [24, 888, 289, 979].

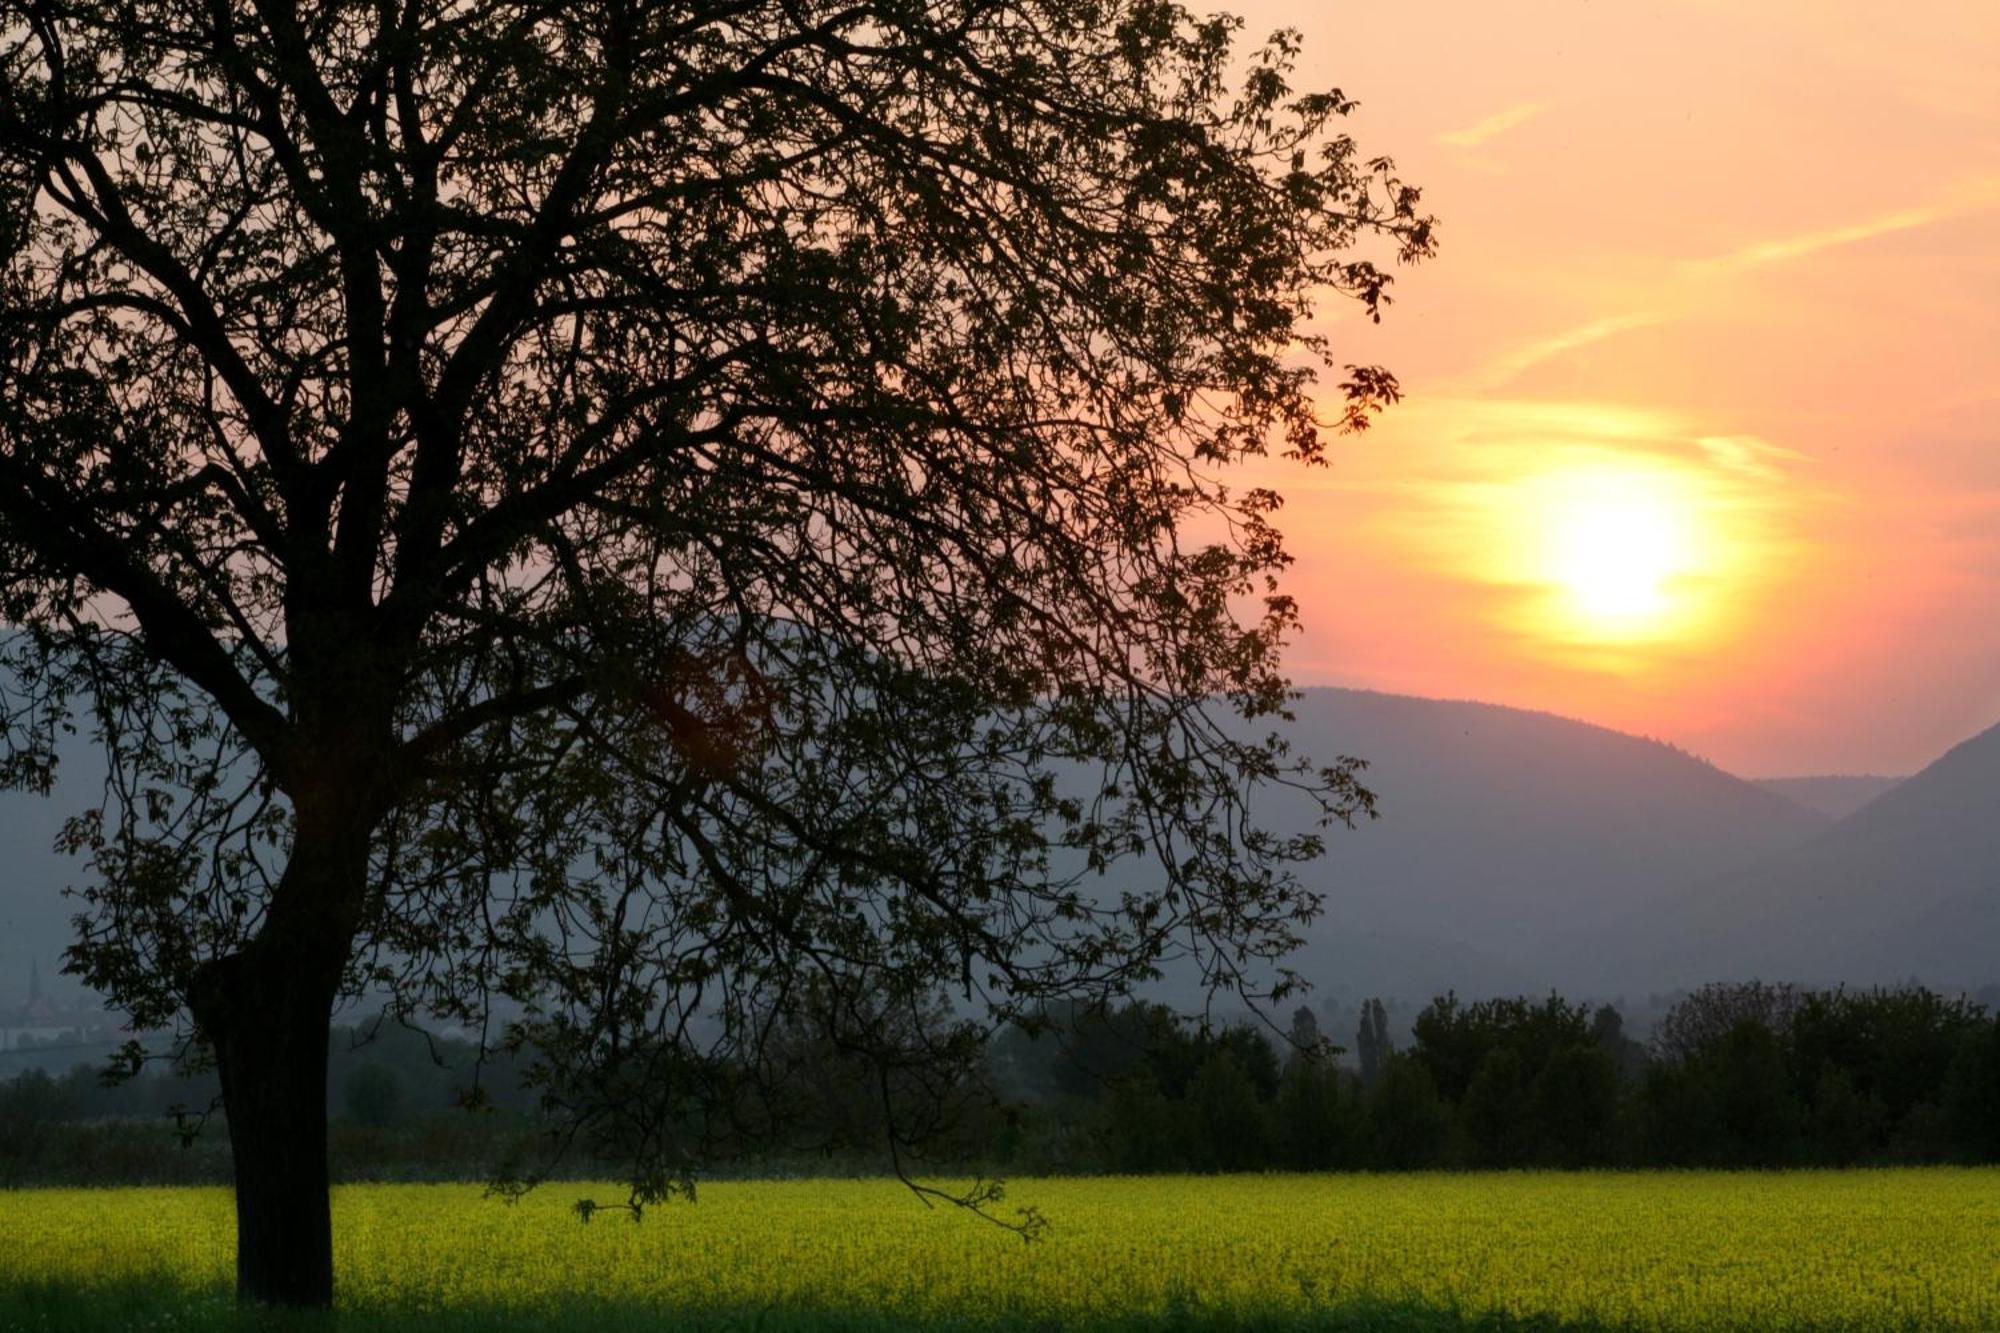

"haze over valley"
[7, 687, 1992, 1017]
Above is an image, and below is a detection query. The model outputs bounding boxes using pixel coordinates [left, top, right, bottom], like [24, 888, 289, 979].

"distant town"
[0, 960, 128, 1075]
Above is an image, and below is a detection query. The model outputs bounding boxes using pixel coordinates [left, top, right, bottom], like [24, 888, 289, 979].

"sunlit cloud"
[1437, 101, 1549, 150]
[1686, 175, 2000, 275]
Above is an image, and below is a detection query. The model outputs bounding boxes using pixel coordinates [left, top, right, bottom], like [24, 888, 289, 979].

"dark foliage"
[982, 983, 2000, 1173]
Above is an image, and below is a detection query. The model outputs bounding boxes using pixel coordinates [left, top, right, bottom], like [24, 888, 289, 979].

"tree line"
[7, 980, 1998, 1184]
[984, 982, 2000, 1172]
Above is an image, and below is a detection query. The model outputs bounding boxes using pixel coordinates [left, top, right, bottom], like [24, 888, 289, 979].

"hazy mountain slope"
[1, 688, 1838, 1004]
[1752, 774, 1904, 822]
[1250, 690, 1828, 995]
[1629, 723, 2000, 989]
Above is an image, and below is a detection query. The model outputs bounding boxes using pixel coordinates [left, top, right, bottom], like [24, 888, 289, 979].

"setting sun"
[1541, 475, 1695, 630]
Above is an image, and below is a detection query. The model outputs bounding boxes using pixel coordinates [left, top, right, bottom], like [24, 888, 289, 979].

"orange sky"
[1229, 0, 2000, 777]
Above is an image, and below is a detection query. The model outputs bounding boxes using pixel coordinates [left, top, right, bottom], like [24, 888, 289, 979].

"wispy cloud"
[1459, 313, 1661, 391]
[1437, 101, 1549, 150]
[1693, 435, 1815, 482]
[1687, 175, 2000, 275]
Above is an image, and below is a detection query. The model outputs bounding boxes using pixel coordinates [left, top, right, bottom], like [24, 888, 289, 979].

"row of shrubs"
[981, 983, 2000, 1172]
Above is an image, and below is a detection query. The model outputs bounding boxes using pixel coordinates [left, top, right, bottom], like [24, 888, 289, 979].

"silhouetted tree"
[0, 0, 1430, 1305]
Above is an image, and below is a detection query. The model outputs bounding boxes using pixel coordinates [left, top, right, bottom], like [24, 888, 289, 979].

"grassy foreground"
[2, 1170, 1996, 1331]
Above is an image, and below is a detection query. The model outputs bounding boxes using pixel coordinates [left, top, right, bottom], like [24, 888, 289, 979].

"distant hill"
[1620, 722, 2000, 991]
[1236, 689, 1829, 999]
[8, 688, 1986, 1009]
[1752, 774, 1904, 822]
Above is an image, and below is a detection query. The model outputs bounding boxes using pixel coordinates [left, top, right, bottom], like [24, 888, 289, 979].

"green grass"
[2, 1171, 1995, 1331]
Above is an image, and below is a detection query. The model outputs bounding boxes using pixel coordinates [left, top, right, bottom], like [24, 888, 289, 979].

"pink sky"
[1228, 0, 2000, 776]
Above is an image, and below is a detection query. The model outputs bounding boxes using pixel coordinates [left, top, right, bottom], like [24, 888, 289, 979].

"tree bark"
[193, 944, 343, 1308]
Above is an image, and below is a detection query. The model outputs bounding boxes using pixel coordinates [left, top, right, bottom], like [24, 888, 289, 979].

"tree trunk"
[193, 945, 343, 1308]
[190, 796, 370, 1307]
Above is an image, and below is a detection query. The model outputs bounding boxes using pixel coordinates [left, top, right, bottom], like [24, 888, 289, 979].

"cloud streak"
[1437, 101, 1548, 149]
[1459, 313, 1661, 391]
[1687, 175, 2000, 275]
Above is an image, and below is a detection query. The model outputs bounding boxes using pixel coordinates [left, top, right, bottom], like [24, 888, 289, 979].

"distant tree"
[1287, 1005, 1325, 1066]
[1653, 983, 1803, 1066]
[1410, 992, 1591, 1104]
[1356, 997, 1391, 1091]
[1787, 987, 1985, 1135]
[1590, 1003, 1647, 1080]
[0, 0, 1430, 1305]
[0, 1067, 79, 1134]
[1215, 1024, 1283, 1103]
[990, 1000, 1160, 1104]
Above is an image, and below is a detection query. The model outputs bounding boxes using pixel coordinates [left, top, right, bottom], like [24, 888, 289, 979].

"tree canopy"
[0, 0, 1432, 1305]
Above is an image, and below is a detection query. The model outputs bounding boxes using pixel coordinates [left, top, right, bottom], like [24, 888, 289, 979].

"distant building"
[1, 959, 121, 1052]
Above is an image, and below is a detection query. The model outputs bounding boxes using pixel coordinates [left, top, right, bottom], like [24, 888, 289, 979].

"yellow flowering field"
[2, 1171, 1996, 1330]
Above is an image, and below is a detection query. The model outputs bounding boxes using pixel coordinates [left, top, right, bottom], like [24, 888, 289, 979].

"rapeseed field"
[2, 1170, 1995, 1330]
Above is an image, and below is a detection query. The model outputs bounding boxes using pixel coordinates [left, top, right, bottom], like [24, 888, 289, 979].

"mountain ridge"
[1751, 774, 1906, 822]
[1248, 688, 1830, 997]
[1607, 720, 2000, 990]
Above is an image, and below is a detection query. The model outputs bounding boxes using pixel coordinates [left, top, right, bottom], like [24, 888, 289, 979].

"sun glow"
[1333, 400, 1794, 677]
[1526, 466, 1711, 644]
[1544, 481, 1689, 624]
